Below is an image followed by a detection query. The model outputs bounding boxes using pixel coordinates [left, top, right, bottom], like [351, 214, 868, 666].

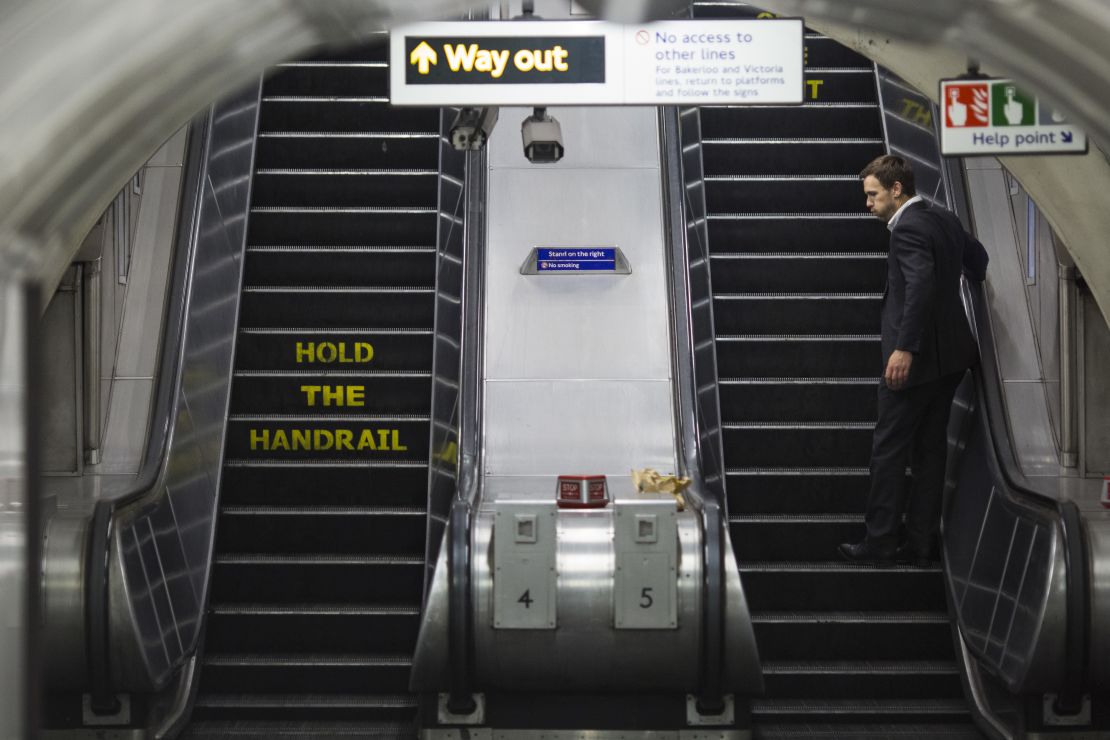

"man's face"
[863, 175, 902, 222]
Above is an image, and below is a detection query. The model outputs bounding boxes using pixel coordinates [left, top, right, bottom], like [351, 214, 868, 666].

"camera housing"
[521, 108, 564, 163]
[449, 107, 499, 151]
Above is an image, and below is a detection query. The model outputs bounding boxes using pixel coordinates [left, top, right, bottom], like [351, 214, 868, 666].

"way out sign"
[939, 78, 1087, 156]
[390, 20, 804, 106]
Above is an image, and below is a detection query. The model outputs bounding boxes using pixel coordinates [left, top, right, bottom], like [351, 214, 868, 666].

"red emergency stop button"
[557, 474, 609, 509]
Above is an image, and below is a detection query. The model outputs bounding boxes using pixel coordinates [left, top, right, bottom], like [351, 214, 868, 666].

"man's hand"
[884, 350, 913, 390]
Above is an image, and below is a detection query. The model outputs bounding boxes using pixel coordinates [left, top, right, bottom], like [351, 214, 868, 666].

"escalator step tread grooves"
[192, 40, 432, 737]
[694, 3, 978, 735]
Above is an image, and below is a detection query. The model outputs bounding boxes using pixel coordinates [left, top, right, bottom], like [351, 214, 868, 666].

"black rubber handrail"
[84, 113, 208, 713]
[960, 279, 1090, 711]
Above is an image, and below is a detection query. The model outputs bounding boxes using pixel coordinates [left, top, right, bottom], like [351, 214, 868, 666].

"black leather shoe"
[894, 542, 933, 568]
[838, 540, 896, 565]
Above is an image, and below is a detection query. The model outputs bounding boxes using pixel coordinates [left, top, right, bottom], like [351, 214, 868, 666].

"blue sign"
[536, 248, 617, 272]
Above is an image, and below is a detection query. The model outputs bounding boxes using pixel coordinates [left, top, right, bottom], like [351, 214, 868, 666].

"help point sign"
[939, 78, 1087, 156]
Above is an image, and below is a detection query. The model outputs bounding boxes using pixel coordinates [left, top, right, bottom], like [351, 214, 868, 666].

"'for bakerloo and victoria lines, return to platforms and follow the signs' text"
[389, 19, 804, 106]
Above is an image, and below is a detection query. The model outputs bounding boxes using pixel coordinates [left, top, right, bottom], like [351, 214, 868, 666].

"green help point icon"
[992, 83, 1035, 126]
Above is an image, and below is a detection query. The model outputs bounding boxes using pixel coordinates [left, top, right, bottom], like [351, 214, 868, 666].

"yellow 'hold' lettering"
[295, 342, 374, 364]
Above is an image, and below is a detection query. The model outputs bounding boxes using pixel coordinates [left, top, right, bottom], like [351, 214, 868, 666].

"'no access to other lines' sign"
[939, 78, 1088, 156]
[390, 20, 804, 106]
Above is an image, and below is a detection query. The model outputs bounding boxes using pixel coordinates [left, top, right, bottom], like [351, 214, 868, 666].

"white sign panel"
[939, 78, 1088, 156]
[389, 20, 804, 106]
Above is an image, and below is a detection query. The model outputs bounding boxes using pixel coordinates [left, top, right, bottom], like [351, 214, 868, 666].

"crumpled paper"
[632, 468, 691, 511]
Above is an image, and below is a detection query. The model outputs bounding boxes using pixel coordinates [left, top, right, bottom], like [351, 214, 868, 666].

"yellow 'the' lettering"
[806, 79, 824, 99]
[300, 385, 365, 407]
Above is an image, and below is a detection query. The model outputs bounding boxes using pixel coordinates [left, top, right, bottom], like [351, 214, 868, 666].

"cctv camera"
[521, 108, 563, 164]
[449, 107, 499, 151]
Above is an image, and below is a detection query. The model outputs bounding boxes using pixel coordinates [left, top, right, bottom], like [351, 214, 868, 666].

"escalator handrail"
[954, 277, 1090, 704]
[660, 105, 728, 711]
[85, 112, 209, 712]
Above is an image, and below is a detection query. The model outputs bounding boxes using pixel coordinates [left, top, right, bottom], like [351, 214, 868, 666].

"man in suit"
[839, 155, 989, 566]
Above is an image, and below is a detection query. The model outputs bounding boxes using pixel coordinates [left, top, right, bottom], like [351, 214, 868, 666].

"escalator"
[694, 4, 982, 736]
[183, 41, 438, 738]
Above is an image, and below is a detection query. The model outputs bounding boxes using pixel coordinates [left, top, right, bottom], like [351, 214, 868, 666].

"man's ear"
[891, 181, 903, 198]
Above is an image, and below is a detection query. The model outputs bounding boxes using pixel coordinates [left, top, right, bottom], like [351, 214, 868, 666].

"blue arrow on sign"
[1062, 131, 1074, 143]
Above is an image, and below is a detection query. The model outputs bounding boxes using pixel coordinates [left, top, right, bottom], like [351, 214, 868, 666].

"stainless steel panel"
[146, 126, 188, 168]
[0, 282, 28, 740]
[483, 380, 675, 477]
[42, 514, 88, 688]
[1001, 381, 1061, 477]
[965, 167, 1042, 381]
[40, 272, 82, 474]
[1087, 513, 1110, 690]
[97, 379, 155, 475]
[492, 503, 558, 629]
[115, 165, 183, 377]
[490, 106, 662, 171]
[614, 500, 678, 630]
[1082, 295, 1110, 472]
[472, 502, 703, 691]
[484, 167, 670, 382]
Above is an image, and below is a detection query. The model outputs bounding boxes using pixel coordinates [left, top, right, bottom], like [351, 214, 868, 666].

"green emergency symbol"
[992, 83, 1035, 126]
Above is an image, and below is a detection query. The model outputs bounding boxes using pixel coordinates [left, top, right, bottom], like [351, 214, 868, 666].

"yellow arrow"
[410, 41, 437, 75]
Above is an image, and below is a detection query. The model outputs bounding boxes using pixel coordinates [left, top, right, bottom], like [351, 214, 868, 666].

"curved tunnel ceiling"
[2, 0, 1109, 322]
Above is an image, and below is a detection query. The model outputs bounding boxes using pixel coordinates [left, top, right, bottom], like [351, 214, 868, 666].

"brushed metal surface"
[1086, 513, 1110, 690]
[471, 499, 703, 691]
[483, 380, 675, 477]
[483, 167, 671, 382]
[42, 514, 89, 688]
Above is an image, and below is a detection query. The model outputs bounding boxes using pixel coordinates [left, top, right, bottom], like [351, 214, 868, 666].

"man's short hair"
[860, 155, 916, 197]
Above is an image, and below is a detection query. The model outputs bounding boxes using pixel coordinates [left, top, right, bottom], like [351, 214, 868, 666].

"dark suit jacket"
[881, 200, 989, 388]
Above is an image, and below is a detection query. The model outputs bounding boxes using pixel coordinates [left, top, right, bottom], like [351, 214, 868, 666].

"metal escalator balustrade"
[184, 40, 439, 738]
[692, 2, 981, 736]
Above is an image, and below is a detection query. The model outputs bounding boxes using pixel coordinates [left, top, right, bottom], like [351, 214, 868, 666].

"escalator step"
[191, 694, 418, 723]
[259, 100, 438, 133]
[751, 698, 971, 724]
[726, 468, 872, 515]
[730, 514, 865, 560]
[219, 462, 429, 507]
[247, 209, 436, 247]
[708, 217, 888, 254]
[740, 565, 944, 611]
[201, 654, 412, 695]
[225, 417, 429, 460]
[229, 373, 432, 415]
[204, 604, 421, 653]
[216, 507, 427, 555]
[710, 254, 886, 293]
[762, 661, 964, 700]
[707, 178, 869, 214]
[716, 336, 880, 378]
[723, 422, 873, 467]
[210, 557, 424, 605]
[238, 288, 435, 329]
[752, 612, 953, 661]
[702, 141, 886, 176]
[700, 104, 883, 139]
[714, 294, 881, 335]
[719, 379, 877, 421]
[263, 65, 389, 97]
[754, 723, 983, 739]
[183, 720, 414, 739]
[256, 134, 439, 170]
[233, 329, 433, 372]
[251, 173, 438, 209]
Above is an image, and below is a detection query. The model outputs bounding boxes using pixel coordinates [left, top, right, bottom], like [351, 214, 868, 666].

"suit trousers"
[864, 370, 965, 549]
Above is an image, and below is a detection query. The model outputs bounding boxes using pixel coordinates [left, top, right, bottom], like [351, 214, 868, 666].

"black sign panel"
[405, 36, 606, 85]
